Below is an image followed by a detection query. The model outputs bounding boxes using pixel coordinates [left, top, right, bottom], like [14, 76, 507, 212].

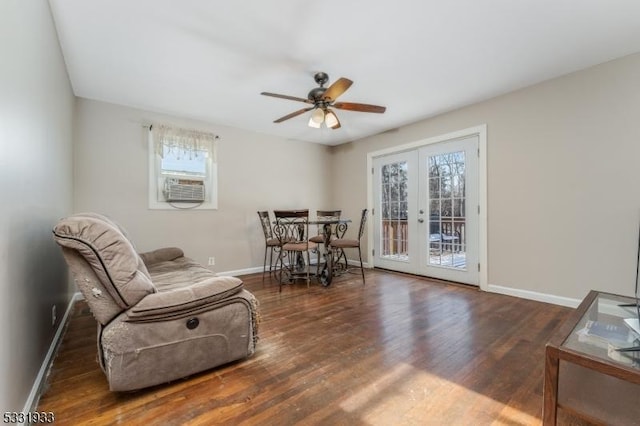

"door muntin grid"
[380, 161, 409, 261]
[428, 151, 467, 269]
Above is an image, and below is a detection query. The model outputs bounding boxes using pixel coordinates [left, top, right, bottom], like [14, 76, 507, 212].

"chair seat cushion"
[330, 239, 359, 248]
[308, 235, 326, 243]
[266, 237, 280, 246]
[282, 241, 318, 251]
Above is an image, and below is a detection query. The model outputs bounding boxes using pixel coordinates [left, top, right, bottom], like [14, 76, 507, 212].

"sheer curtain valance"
[151, 124, 218, 162]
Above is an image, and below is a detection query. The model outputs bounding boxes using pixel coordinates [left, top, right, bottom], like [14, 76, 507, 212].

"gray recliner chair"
[52, 213, 259, 391]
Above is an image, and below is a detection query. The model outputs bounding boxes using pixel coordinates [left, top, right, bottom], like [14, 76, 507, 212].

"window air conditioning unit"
[164, 178, 205, 202]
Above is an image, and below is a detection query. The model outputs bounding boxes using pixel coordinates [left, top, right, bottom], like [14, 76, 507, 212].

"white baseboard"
[217, 266, 264, 277]
[23, 291, 83, 415]
[346, 259, 370, 268]
[487, 284, 581, 308]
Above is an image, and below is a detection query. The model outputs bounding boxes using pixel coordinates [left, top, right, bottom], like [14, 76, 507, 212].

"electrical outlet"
[208, 257, 215, 266]
[51, 305, 57, 327]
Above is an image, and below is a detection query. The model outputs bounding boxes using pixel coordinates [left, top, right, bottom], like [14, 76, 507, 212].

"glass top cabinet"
[544, 291, 640, 425]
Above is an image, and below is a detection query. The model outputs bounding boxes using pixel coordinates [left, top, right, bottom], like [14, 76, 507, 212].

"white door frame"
[366, 125, 488, 291]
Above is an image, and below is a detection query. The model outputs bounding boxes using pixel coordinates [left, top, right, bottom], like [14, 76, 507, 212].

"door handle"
[418, 218, 424, 223]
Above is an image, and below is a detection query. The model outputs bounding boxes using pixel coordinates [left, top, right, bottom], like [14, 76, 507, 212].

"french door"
[373, 135, 479, 285]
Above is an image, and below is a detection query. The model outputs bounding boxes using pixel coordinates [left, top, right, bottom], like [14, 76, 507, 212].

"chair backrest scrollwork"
[273, 210, 310, 245]
[257, 211, 273, 240]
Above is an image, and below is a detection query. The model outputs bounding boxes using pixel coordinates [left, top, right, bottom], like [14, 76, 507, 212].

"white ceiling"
[49, 0, 640, 146]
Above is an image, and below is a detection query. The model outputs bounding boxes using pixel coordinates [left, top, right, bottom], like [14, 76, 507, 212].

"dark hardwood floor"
[38, 269, 584, 425]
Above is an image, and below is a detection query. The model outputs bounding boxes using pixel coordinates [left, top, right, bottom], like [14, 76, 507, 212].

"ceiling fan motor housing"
[308, 87, 327, 102]
[309, 72, 330, 103]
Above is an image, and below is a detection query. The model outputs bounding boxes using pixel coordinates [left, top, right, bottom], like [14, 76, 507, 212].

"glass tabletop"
[562, 292, 640, 368]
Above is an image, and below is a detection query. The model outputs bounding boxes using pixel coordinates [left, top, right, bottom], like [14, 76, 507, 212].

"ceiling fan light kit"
[261, 72, 386, 130]
[306, 107, 340, 129]
[324, 110, 340, 129]
[308, 115, 322, 128]
[310, 108, 325, 125]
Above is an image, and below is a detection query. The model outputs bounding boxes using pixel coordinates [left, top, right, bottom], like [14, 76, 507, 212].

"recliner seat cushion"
[127, 276, 244, 321]
[145, 256, 224, 291]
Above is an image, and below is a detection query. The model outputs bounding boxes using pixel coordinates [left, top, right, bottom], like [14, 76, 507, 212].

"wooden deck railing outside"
[381, 218, 466, 256]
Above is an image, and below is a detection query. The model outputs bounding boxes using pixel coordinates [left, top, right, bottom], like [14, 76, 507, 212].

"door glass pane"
[429, 177, 440, 198]
[428, 151, 466, 269]
[380, 161, 409, 261]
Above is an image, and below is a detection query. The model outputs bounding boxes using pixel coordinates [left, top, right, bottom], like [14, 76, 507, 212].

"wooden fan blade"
[273, 107, 314, 123]
[261, 92, 312, 104]
[333, 102, 386, 113]
[321, 78, 353, 102]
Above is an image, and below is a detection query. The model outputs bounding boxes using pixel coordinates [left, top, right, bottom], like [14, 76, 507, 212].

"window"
[148, 124, 218, 209]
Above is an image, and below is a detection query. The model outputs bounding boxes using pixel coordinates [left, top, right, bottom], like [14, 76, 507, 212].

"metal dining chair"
[329, 209, 368, 284]
[273, 209, 317, 290]
[257, 211, 280, 282]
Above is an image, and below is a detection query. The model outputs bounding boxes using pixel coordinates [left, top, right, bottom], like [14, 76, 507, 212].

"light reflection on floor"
[339, 362, 540, 425]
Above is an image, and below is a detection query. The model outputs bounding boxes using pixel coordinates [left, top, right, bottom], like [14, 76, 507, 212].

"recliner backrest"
[53, 213, 156, 324]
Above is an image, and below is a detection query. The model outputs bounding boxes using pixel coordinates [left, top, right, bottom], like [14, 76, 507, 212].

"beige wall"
[0, 0, 74, 412]
[73, 98, 333, 273]
[331, 53, 640, 302]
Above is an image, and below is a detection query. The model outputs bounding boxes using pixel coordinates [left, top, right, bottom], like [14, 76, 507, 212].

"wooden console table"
[543, 290, 640, 425]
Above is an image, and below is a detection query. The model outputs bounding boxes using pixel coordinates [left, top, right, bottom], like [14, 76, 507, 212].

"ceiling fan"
[260, 72, 386, 130]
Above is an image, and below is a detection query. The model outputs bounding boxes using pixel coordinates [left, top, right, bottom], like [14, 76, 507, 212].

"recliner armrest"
[125, 276, 243, 322]
[139, 247, 184, 266]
